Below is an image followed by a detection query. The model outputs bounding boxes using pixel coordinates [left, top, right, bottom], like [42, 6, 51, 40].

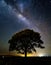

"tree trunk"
[25, 48, 27, 57]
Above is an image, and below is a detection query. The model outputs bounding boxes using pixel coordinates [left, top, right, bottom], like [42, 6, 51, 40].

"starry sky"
[0, 0, 51, 56]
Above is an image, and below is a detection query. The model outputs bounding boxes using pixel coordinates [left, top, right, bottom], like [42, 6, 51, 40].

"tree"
[8, 29, 45, 57]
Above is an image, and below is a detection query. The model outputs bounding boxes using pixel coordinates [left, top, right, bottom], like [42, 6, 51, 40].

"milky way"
[4, 0, 40, 32]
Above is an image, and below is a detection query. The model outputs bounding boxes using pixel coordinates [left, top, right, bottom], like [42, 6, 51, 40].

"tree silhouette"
[8, 29, 45, 57]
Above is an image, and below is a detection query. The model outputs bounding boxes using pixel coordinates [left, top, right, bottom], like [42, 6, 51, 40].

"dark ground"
[0, 55, 51, 65]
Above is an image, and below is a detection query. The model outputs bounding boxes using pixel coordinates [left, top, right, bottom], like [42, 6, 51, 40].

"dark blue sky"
[0, 0, 51, 56]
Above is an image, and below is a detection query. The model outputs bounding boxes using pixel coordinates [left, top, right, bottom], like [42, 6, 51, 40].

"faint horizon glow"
[7, 51, 38, 57]
[0, 51, 48, 57]
[38, 54, 44, 57]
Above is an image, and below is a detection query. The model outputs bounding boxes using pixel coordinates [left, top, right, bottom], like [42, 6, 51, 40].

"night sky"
[0, 0, 51, 56]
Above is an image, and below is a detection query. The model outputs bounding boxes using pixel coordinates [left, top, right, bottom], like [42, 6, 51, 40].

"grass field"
[0, 55, 51, 65]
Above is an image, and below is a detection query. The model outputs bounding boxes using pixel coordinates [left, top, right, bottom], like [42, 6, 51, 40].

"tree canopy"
[8, 29, 45, 57]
